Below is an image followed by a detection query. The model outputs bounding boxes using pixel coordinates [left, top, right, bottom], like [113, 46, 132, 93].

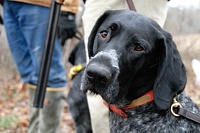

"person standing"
[3, 0, 80, 132]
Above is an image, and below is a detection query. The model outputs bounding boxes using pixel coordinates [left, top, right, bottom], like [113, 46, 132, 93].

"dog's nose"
[86, 64, 111, 84]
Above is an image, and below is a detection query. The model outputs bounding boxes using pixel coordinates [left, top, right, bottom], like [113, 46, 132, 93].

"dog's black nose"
[86, 64, 111, 84]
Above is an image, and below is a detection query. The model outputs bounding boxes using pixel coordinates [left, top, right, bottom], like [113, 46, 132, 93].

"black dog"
[81, 10, 200, 132]
[67, 40, 92, 133]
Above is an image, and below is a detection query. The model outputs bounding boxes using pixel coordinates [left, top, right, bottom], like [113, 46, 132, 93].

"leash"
[171, 98, 200, 124]
[126, 0, 137, 11]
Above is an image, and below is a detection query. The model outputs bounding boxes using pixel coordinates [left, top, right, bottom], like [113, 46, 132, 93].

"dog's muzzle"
[81, 49, 119, 93]
[86, 63, 112, 84]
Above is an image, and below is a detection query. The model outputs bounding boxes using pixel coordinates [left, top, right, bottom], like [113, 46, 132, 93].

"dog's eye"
[100, 30, 108, 38]
[134, 45, 144, 51]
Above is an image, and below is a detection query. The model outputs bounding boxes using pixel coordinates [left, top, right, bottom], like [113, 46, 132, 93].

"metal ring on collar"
[170, 98, 182, 117]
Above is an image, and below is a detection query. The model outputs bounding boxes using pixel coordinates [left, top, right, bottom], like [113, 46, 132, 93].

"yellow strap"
[28, 84, 66, 92]
[123, 90, 154, 110]
[68, 64, 84, 80]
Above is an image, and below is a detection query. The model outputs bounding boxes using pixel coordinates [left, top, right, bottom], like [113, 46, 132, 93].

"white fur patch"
[92, 49, 119, 69]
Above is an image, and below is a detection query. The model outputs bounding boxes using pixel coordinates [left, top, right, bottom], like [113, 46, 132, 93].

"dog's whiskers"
[149, 63, 158, 69]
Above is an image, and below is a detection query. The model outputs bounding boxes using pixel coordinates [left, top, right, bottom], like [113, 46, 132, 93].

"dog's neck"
[103, 90, 154, 118]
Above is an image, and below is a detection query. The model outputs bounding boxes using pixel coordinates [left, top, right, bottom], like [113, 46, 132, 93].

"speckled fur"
[110, 92, 200, 133]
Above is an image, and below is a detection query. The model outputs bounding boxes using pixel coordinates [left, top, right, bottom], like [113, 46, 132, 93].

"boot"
[28, 84, 65, 133]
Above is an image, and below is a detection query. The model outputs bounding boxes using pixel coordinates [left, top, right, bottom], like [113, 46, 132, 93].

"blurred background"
[0, 0, 200, 132]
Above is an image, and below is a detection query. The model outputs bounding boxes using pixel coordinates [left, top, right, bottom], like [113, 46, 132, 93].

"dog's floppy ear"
[87, 10, 112, 57]
[153, 31, 187, 110]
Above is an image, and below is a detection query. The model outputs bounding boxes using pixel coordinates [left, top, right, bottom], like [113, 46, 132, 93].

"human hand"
[58, 11, 76, 46]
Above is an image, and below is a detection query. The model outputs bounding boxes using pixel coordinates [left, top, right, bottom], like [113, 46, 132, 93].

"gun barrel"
[33, 0, 63, 108]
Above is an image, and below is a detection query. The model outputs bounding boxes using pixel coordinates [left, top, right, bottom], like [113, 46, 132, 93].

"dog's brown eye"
[134, 45, 144, 51]
[100, 31, 108, 38]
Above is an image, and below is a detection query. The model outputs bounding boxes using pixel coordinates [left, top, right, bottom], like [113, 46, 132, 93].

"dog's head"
[81, 10, 186, 110]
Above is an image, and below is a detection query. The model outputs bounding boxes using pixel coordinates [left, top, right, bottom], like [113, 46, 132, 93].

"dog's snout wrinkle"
[86, 64, 111, 84]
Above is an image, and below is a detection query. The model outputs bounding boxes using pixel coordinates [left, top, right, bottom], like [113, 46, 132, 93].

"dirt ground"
[0, 9, 200, 133]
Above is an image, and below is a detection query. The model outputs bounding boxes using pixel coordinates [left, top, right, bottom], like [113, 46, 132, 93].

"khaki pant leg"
[134, 0, 168, 28]
[86, 95, 110, 133]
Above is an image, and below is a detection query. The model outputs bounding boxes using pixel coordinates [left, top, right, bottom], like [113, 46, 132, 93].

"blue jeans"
[3, 1, 67, 88]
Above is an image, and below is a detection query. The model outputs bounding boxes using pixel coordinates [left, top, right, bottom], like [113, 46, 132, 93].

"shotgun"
[33, 0, 64, 108]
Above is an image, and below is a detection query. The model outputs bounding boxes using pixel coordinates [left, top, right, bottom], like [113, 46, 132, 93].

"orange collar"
[103, 90, 154, 118]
